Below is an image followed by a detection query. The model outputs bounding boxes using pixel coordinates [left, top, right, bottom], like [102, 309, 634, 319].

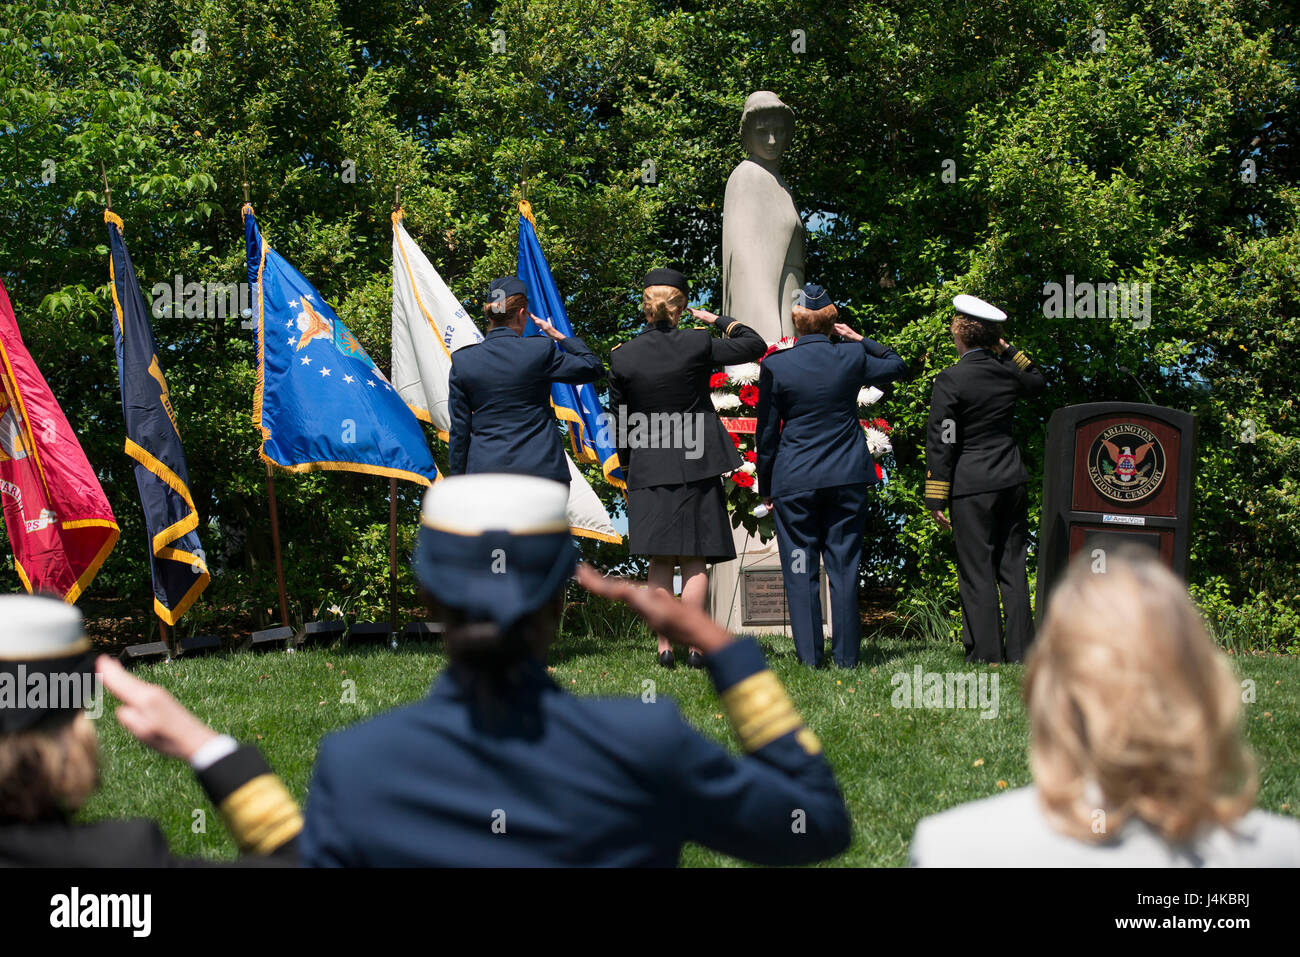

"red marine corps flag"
[0, 278, 119, 601]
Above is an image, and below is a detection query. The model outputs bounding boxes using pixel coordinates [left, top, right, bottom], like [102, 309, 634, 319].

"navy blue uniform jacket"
[756, 334, 906, 498]
[448, 327, 604, 483]
[299, 638, 851, 867]
[923, 345, 1045, 509]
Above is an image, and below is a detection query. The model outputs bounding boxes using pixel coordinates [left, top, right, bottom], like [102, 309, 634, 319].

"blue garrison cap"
[486, 276, 528, 307]
[413, 475, 576, 631]
[800, 284, 832, 310]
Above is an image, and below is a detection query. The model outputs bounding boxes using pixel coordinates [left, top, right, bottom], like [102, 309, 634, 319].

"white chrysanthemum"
[775, 337, 796, 350]
[728, 362, 761, 384]
[857, 386, 884, 407]
[712, 392, 741, 411]
[865, 427, 892, 457]
[740, 461, 757, 475]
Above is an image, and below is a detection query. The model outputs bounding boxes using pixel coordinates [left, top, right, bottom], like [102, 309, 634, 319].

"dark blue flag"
[517, 201, 625, 488]
[106, 211, 210, 624]
[243, 205, 438, 486]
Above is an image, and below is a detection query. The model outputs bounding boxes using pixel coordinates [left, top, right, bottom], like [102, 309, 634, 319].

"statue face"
[744, 111, 791, 162]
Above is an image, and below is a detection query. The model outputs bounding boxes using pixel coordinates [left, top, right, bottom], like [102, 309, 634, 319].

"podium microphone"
[1117, 364, 1155, 405]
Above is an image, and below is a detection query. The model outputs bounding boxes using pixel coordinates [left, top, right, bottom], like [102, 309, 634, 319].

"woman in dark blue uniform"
[607, 269, 766, 668]
[756, 284, 906, 668]
[924, 294, 1045, 663]
[299, 474, 851, 866]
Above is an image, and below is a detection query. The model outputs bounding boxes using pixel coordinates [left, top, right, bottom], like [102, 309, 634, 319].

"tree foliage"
[0, 0, 1295, 641]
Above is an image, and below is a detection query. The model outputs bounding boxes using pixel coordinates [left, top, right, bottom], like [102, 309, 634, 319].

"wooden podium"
[1035, 402, 1198, 621]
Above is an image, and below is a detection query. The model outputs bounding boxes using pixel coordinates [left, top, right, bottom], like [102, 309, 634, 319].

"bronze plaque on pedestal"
[741, 570, 790, 626]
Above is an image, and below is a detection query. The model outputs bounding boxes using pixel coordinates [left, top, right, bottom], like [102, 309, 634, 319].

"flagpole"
[100, 162, 112, 211]
[265, 462, 290, 629]
[388, 183, 401, 641]
[246, 165, 289, 631]
[388, 477, 398, 637]
[104, 165, 175, 653]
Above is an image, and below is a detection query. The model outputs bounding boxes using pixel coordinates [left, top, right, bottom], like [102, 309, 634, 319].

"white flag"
[392, 210, 483, 439]
[390, 211, 620, 543]
[564, 453, 621, 543]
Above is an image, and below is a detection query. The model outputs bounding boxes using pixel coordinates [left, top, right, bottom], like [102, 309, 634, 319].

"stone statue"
[711, 92, 826, 638]
[721, 91, 805, 344]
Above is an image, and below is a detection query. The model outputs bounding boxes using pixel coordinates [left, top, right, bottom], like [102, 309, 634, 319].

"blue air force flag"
[243, 205, 438, 486]
[106, 210, 210, 624]
[516, 201, 626, 489]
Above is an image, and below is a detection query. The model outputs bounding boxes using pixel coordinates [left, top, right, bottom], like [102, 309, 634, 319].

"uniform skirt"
[627, 477, 736, 562]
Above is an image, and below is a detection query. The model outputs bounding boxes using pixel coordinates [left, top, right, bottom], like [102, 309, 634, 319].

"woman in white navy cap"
[756, 283, 906, 668]
[924, 294, 1045, 663]
[0, 595, 300, 865]
[299, 474, 851, 866]
[607, 268, 766, 669]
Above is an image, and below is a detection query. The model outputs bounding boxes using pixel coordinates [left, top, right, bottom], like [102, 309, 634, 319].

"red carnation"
[731, 433, 741, 448]
[731, 471, 755, 488]
[739, 384, 760, 407]
[710, 372, 730, 388]
[873, 417, 892, 433]
[745, 449, 757, 464]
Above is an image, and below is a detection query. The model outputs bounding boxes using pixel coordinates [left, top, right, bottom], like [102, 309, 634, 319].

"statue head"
[739, 91, 793, 165]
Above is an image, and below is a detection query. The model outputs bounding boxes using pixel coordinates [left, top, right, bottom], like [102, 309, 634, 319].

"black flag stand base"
[120, 618, 170, 669]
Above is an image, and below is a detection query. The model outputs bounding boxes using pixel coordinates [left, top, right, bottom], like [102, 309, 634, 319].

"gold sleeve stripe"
[925, 481, 951, 494]
[724, 320, 739, 337]
[720, 670, 819, 754]
[1013, 352, 1031, 370]
[796, 727, 823, 755]
[218, 774, 303, 855]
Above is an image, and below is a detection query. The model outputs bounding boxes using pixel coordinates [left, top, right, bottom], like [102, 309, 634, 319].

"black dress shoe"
[686, 651, 705, 669]
[658, 650, 675, 669]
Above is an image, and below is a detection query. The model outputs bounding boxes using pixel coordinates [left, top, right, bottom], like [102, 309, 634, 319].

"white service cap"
[419, 474, 571, 535]
[953, 294, 1008, 323]
[0, 594, 87, 660]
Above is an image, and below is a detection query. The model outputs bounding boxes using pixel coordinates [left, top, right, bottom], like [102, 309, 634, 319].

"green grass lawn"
[80, 602, 1300, 865]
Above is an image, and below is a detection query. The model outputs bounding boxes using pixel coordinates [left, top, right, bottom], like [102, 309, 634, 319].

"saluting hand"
[998, 338, 1010, 352]
[96, 655, 218, 762]
[833, 322, 863, 342]
[532, 314, 567, 341]
[687, 307, 718, 325]
[931, 509, 951, 531]
[575, 563, 733, 655]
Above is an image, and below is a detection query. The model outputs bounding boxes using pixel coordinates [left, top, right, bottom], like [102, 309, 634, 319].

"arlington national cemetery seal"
[1087, 423, 1167, 503]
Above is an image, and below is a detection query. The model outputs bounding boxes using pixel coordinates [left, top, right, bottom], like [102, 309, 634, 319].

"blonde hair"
[484, 293, 528, 326]
[642, 284, 686, 325]
[1025, 548, 1257, 843]
[0, 713, 100, 821]
[793, 303, 838, 336]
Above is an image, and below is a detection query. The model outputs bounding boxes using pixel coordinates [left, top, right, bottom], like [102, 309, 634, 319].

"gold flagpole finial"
[242, 156, 250, 206]
[392, 182, 404, 225]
